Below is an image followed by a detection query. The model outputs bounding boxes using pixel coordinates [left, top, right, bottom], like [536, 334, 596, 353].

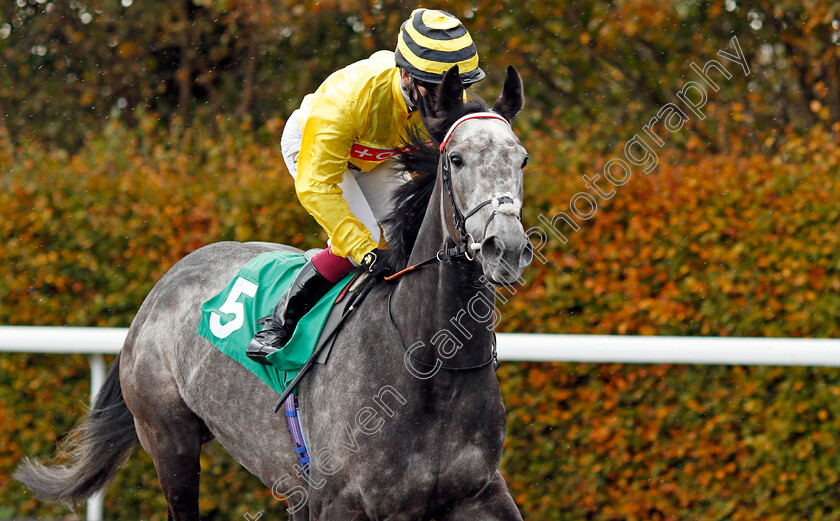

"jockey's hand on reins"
[361, 248, 381, 273]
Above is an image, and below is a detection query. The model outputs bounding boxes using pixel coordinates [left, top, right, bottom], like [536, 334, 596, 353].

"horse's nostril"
[481, 236, 505, 263]
[520, 241, 534, 268]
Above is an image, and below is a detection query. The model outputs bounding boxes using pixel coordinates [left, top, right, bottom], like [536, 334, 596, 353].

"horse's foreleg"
[436, 471, 523, 521]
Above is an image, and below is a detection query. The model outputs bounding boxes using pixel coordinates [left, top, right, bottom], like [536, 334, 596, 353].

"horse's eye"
[450, 153, 464, 168]
[521, 156, 529, 169]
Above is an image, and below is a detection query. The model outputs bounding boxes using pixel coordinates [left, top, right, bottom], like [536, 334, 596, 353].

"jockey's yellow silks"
[295, 50, 426, 264]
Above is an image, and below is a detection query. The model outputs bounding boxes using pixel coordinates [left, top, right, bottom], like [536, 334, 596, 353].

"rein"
[387, 288, 499, 373]
[383, 112, 512, 282]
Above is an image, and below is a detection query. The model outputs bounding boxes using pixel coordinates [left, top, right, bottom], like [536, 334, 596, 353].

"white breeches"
[281, 109, 408, 247]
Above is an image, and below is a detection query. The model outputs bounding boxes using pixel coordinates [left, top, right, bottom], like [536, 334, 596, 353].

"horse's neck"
[391, 175, 495, 367]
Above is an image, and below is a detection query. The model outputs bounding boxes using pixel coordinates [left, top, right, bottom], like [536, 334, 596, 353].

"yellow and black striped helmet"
[395, 9, 485, 85]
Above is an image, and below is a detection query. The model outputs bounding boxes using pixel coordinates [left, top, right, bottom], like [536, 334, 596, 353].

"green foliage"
[2, 0, 838, 148]
[0, 0, 407, 147]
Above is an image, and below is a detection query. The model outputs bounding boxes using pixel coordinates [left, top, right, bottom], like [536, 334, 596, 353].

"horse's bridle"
[385, 111, 525, 373]
[383, 112, 519, 280]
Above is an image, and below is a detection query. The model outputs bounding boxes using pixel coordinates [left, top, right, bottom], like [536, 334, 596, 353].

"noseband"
[383, 112, 520, 280]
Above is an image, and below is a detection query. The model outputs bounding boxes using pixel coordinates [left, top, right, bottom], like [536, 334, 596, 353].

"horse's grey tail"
[14, 354, 138, 505]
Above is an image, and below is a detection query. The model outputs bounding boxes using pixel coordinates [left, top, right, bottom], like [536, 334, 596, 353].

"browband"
[439, 112, 510, 152]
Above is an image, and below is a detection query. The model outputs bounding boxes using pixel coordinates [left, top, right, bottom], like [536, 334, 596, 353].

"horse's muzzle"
[480, 232, 533, 286]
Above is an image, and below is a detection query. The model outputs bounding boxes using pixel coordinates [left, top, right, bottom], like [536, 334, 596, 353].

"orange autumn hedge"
[2, 118, 840, 520]
[505, 125, 840, 338]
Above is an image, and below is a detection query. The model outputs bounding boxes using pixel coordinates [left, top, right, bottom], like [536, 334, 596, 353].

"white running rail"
[2, 325, 840, 521]
[4, 327, 840, 364]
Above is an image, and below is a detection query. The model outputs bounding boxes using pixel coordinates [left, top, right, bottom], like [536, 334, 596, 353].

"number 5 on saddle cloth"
[197, 249, 371, 479]
[196, 250, 366, 396]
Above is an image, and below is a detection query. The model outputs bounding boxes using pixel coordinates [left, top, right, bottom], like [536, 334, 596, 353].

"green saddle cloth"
[196, 251, 354, 395]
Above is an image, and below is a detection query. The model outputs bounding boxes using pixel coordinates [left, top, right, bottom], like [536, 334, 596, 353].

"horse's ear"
[435, 65, 464, 117]
[492, 66, 524, 121]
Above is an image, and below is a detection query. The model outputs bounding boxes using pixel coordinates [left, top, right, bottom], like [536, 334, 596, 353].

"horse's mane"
[369, 97, 489, 279]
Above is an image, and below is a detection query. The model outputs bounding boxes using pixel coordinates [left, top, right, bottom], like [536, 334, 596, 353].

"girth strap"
[283, 393, 312, 476]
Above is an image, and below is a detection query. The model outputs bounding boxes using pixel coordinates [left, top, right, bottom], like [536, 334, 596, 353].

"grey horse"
[16, 65, 532, 520]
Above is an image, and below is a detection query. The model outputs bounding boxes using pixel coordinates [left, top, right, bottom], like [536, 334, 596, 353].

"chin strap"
[402, 77, 417, 112]
[404, 77, 438, 119]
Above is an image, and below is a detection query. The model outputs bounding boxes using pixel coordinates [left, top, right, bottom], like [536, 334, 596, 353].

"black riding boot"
[246, 260, 335, 365]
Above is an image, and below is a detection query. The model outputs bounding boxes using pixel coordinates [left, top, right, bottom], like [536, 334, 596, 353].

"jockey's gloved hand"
[360, 248, 381, 273]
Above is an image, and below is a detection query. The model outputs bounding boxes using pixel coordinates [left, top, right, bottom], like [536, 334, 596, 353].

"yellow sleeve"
[295, 93, 378, 265]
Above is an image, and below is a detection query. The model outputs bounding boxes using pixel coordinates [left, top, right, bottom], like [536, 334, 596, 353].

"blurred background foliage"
[1, 0, 840, 519]
[3, 0, 839, 148]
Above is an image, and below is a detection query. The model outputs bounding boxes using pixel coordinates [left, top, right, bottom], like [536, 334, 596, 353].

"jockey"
[246, 8, 485, 365]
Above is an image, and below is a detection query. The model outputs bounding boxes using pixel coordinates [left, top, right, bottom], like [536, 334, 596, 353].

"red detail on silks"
[349, 142, 434, 161]
[311, 247, 354, 283]
[350, 143, 402, 161]
[439, 112, 510, 152]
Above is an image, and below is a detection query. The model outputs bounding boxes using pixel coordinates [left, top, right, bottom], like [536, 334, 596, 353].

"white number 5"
[209, 277, 259, 339]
